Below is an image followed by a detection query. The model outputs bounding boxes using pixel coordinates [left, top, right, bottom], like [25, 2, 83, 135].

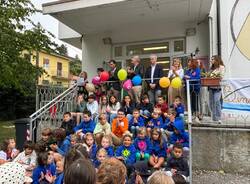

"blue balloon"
[132, 75, 142, 86]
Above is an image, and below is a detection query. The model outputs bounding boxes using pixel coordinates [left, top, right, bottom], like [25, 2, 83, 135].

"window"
[43, 58, 49, 69]
[126, 42, 169, 56]
[57, 62, 62, 76]
[114, 46, 123, 57]
[42, 80, 49, 85]
[174, 40, 184, 52]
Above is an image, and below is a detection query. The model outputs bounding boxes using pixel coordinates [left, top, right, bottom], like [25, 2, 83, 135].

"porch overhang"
[43, 0, 213, 39]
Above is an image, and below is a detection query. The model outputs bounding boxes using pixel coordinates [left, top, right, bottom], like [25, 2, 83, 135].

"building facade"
[42, 0, 250, 80]
[29, 51, 71, 87]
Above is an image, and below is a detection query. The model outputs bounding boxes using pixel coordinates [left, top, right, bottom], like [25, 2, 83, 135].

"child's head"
[132, 109, 140, 119]
[70, 134, 78, 146]
[137, 127, 146, 139]
[100, 95, 108, 105]
[152, 110, 160, 119]
[0, 139, 9, 152]
[98, 113, 107, 125]
[63, 112, 71, 122]
[85, 133, 95, 147]
[82, 110, 92, 122]
[172, 174, 187, 184]
[117, 109, 125, 121]
[157, 96, 165, 105]
[141, 94, 149, 104]
[56, 160, 64, 174]
[109, 95, 117, 105]
[151, 128, 162, 141]
[173, 143, 183, 159]
[37, 151, 49, 166]
[123, 134, 132, 147]
[8, 138, 16, 149]
[23, 141, 34, 155]
[174, 96, 182, 105]
[41, 128, 52, 142]
[147, 171, 174, 184]
[64, 159, 96, 184]
[168, 108, 177, 121]
[96, 148, 108, 163]
[53, 128, 66, 142]
[88, 94, 95, 103]
[101, 135, 112, 149]
[123, 95, 131, 104]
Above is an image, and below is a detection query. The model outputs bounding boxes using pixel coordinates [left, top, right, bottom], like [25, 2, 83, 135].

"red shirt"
[155, 103, 168, 114]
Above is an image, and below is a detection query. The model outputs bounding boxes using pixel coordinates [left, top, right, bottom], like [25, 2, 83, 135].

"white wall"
[82, 20, 210, 79]
[219, 0, 250, 78]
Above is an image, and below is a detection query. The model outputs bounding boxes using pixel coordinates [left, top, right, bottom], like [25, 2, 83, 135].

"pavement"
[193, 170, 250, 184]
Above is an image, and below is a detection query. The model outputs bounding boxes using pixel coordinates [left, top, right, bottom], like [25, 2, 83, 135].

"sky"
[30, 0, 82, 58]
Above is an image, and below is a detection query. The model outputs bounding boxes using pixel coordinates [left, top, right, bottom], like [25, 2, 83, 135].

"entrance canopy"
[43, 0, 213, 46]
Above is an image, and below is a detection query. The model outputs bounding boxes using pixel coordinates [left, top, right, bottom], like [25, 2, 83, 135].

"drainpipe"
[208, 16, 213, 59]
[216, 0, 221, 56]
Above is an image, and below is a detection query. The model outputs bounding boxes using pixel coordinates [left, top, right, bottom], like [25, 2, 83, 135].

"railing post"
[186, 79, 193, 184]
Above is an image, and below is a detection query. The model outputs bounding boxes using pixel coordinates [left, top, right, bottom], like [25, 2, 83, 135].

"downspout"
[208, 16, 213, 59]
[216, 0, 221, 56]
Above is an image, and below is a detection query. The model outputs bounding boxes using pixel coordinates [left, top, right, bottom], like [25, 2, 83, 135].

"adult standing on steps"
[128, 55, 144, 104]
[145, 54, 163, 105]
[107, 60, 121, 100]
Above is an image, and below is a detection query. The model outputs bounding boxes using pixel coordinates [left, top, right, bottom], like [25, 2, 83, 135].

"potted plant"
[201, 72, 221, 86]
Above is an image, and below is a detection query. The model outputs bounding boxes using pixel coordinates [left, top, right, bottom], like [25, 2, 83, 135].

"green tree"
[57, 44, 68, 56]
[70, 54, 82, 76]
[0, 0, 57, 95]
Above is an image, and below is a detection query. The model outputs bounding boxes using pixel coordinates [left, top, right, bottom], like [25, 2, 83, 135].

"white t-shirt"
[0, 151, 7, 161]
[13, 150, 37, 168]
[168, 68, 184, 79]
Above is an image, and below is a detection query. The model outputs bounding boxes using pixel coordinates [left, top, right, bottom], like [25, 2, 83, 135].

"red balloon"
[100, 71, 109, 81]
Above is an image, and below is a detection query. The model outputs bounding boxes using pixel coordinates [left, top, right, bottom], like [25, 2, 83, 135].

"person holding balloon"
[167, 58, 184, 105]
[107, 60, 121, 100]
[144, 54, 163, 105]
[128, 56, 144, 104]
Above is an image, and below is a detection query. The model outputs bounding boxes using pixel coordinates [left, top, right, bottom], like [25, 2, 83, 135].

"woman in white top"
[107, 95, 121, 123]
[167, 58, 184, 105]
[209, 55, 225, 123]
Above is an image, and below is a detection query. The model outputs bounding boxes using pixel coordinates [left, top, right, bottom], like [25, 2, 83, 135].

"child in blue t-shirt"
[149, 128, 168, 169]
[32, 151, 56, 184]
[133, 127, 152, 161]
[129, 109, 145, 137]
[100, 135, 114, 157]
[116, 134, 136, 177]
[169, 96, 185, 118]
[146, 110, 163, 136]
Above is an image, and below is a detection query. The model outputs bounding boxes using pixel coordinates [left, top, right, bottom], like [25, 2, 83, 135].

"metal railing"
[29, 84, 78, 141]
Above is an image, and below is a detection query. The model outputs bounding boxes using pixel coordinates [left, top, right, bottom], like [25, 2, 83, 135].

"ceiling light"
[143, 46, 167, 51]
[163, 69, 169, 71]
[156, 61, 169, 64]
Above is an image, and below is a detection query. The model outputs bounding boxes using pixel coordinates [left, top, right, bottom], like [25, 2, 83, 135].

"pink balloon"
[92, 76, 100, 85]
[123, 79, 132, 91]
[100, 71, 109, 81]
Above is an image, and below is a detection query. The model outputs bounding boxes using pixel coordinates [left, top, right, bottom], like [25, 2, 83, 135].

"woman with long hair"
[168, 58, 184, 105]
[209, 55, 225, 123]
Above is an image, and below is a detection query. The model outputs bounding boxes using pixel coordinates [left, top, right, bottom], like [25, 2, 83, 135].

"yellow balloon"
[159, 77, 170, 88]
[171, 77, 182, 89]
[85, 83, 95, 92]
[118, 69, 127, 81]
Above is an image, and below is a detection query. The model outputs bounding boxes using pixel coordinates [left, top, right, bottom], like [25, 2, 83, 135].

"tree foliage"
[70, 54, 82, 76]
[0, 0, 58, 95]
[57, 44, 68, 55]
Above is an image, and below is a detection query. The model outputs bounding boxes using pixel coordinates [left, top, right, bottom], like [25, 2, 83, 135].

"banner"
[222, 79, 250, 123]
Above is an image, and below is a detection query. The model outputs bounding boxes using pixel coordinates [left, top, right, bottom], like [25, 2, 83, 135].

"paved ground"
[193, 170, 250, 184]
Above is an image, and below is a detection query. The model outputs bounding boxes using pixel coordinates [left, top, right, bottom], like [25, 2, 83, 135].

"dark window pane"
[114, 46, 123, 57]
[174, 40, 184, 52]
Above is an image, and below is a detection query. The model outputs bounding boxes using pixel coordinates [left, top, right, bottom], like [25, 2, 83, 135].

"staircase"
[29, 84, 78, 141]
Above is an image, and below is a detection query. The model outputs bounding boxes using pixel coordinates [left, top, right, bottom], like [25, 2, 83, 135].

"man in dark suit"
[144, 54, 163, 104]
[128, 55, 144, 103]
[108, 60, 121, 100]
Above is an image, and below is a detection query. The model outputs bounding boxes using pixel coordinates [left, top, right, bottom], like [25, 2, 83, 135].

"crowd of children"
[0, 91, 189, 184]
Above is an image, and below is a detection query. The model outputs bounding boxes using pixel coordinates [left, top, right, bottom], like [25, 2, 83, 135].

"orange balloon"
[159, 77, 170, 88]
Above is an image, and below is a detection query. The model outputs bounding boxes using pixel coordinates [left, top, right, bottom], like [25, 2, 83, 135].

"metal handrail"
[29, 83, 78, 140]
